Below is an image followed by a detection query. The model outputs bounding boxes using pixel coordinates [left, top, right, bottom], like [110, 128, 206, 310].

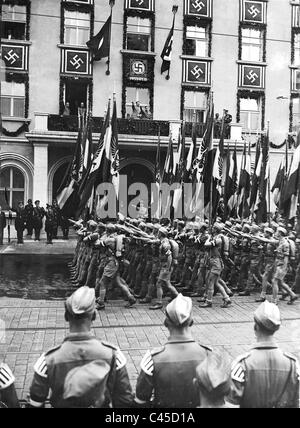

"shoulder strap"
[274, 359, 293, 408]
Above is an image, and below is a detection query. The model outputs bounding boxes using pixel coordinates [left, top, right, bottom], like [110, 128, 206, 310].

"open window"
[125, 87, 151, 119]
[126, 17, 151, 52]
[183, 90, 208, 123]
[1, 4, 27, 40]
[63, 79, 89, 115]
[185, 25, 209, 57]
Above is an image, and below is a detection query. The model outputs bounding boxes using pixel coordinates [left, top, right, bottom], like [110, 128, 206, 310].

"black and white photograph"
[0, 0, 299, 414]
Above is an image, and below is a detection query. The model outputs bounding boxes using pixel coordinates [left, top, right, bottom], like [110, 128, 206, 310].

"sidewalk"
[0, 239, 77, 255]
[0, 295, 299, 401]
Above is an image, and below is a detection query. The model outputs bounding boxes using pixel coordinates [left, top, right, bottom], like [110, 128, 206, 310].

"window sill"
[1, 39, 32, 45]
[2, 117, 31, 123]
[180, 55, 213, 61]
[236, 60, 267, 66]
[120, 50, 156, 57]
[57, 44, 89, 50]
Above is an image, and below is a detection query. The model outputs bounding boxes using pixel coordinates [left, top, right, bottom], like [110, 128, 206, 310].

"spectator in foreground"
[135, 294, 212, 408]
[227, 301, 300, 408]
[194, 352, 231, 408]
[0, 205, 7, 245]
[0, 362, 19, 408]
[27, 286, 133, 408]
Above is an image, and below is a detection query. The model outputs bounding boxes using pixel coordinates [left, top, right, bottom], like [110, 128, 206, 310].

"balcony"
[47, 115, 170, 136]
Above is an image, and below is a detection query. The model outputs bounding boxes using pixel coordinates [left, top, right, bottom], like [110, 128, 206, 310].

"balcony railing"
[48, 115, 170, 136]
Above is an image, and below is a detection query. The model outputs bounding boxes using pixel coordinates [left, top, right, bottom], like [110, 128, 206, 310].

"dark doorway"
[65, 80, 88, 115]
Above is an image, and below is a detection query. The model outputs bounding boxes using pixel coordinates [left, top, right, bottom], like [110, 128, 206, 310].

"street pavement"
[0, 295, 299, 402]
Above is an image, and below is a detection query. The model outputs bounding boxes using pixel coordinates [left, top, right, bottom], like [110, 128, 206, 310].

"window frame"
[185, 24, 209, 58]
[241, 27, 263, 62]
[1, 3, 29, 41]
[125, 86, 151, 118]
[126, 16, 152, 52]
[1, 81, 26, 118]
[64, 10, 91, 47]
[0, 166, 25, 210]
[183, 89, 208, 123]
[123, 10, 155, 53]
[239, 96, 261, 132]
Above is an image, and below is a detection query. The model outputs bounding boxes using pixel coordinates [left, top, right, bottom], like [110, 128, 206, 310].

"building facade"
[0, 0, 298, 211]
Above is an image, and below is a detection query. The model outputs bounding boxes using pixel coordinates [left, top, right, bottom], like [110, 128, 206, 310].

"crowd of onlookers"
[0, 199, 70, 246]
[0, 289, 299, 409]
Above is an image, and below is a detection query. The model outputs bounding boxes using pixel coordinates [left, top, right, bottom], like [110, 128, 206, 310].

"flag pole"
[267, 121, 271, 225]
[106, 0, 115, 76]
[166, 5, 178, 81]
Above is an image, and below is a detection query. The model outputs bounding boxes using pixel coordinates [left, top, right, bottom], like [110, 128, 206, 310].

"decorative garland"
[180, 85, 210, 120]
[291, 28, 300, 64]
[269, 140, 289, 149]
[5, 72, 29, 118]
[0, 122, 29, 137]
[122, 53, 155, 118]
[3, 0, 30, 5]
[183, 16, 212, 57]
[289, 93, 298, 132]
[238, 23, 267, 62]
[59, 76, 93, 115]
[123, 9, 156, 52]
[236, 89, 265, 130]
[60, 1, 94, 44]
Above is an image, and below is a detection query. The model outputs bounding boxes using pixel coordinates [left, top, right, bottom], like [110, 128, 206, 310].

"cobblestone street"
[1, 295, 299, 402]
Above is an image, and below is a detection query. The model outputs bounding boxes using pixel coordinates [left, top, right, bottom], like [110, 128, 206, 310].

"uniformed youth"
[227, 301, 300, 408]
[27, 287, 134, 408]
[0, 362, 19, 408]
[135, 294, 212, 408]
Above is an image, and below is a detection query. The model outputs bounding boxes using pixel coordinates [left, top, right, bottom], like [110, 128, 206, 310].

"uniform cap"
[264, 227, 274, 235]
[213, 222, 224, 232]
[254, 301, 281, 332]
[65, 287, 96, 317]
[139, 222, 147, 229]
[234, 224, 242, 232]
[87, 220, 98, 229]
[159, 227, 168, 236]
[63, 361, 110, 407]
[165, 294, 193, 327]
[196, 352, 231, 397]
[243, 224, 251, 232]
[277, 227, 287, 236]
[153, 224, 161, 231]
[178, 221, 185, 227]
[145, 223, 154, 230]
[251, 225, 260, 234]
[106, 223, 116, 231]
[225, 221, 232, 228]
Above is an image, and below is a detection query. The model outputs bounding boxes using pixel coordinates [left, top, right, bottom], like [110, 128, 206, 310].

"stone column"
[33, 143, 48, 206]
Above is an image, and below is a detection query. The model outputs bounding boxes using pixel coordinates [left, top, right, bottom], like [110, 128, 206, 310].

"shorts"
[103, 257, 119, 279]
[274, 265, 287, 281]
[209, 258, 223, 275]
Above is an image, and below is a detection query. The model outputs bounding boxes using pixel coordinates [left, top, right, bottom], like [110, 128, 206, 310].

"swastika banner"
[125, 0, 154, 11]
[239, 64, 265, 89]
[183, 60, 210, 85]
[240, 0, 267, 24]
[61, 49, 92, 76]
[129, 59, 148, 81]
[185, 0, 211, 18]
[1, 44, 27, 71]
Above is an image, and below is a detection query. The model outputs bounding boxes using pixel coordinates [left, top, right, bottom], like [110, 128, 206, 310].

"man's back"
[136, 339, 211, 408]
[229, 343, 300, 408]
[30, 333, 133, 408]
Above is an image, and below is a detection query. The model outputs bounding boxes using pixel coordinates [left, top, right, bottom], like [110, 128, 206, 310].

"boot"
[221, 299, 232, 308]
[149, 303, 163, 310]
[125, 297, 136, 308]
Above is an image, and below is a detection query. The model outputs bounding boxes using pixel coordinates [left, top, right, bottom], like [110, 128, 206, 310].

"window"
[183, 91, 207, 122]
[0, 167, 25, 210]
[64, 79, 89, 115]
[292, 97, 300, 132]
[240, 97, 261, 131]
[293, 33, 300, 66]
[64, 11, 90, 46]
[125, 87, 151, 118]
[1, 81, 25, 118]
[241, 28, 263, 62]
[1, 4, 27, 40]
[185, 26, 208, 57]
[126, 17, 151, 51]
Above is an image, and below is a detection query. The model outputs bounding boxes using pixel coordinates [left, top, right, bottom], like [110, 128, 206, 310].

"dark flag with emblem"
[86, 16, 111, 62]
[78, 100, 111, 214]
[238, 143, 251, 219]
[224, 147, 238, 217]
[272, 158, 286, 207]
[160, 8, 177, 76]
[281, 144, 300, 219]
[152, 127, 161, 219]
[250, 138, 261, 212]
[255, 131, 270, 223]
